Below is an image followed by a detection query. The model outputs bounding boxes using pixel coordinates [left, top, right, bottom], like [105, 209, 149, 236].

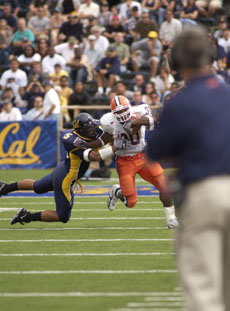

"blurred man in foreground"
[147, 26, 230, 311]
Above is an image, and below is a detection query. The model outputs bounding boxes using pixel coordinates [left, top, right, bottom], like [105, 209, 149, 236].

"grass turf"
[0, 170, 181, 311]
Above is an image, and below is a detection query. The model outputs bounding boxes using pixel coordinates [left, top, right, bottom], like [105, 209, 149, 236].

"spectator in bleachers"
[0, 18, 13, 46]
[17, 45, 41, 75]
[142, 0, 165, 25]
[98, 2, 111, 26]
[49, 63, 69, 86]
[67, 46, 91, 86]
[130, 73, 146, 94]
[1, 86, 16, 106]
[28, 5, 50, 40]
[195, 0, 223, 17]
[103, 15, 125, 43]
[125, 6, 140, 43]
[132, 9, 158, 41]
[28, 61, 47, 84]
[42, 45, 66, 75]
[0, 3, 17, 32]
[12, 18, 35, 55]
[0, 58, 28, 92]
[0, 99, 22, 121]
[115, 80, 133, 101]
[28, 0, 50, 19]
[216, 58, 230, 84]
[119, 0, 142, 24]
[78, 0, 100, 28]
[159, 9, 182, 51]
[55, 36, 79, 63]
[179, 0, 199, 25]
[110, 32, 130, 72]
[43, 79, 60, 120]
[218, 28, 230, 57]
[95, 45, 120, 95]
[59, 75, 73, 105]
[142, 82, 158, 105]
[35, 37, 48, 59]
[149, 90, 163, 120]
[131, 30, 162, 78]
[68, 81, 92, 119]
[23, 95, 45, 120]
[87, 25, 109, 53]
[84, 34, 104, 71]
[213, 18, 228, 39]
[150, 65, 175, 99]
[49, 7, 66, 46]
[0, 0, 19, 17]
[56, 0, 80, 16]
[58, 11, 83, 43]
[21, 80, 44, 112]
[130, 89, 146, 106]
[84, 16, 99, 38]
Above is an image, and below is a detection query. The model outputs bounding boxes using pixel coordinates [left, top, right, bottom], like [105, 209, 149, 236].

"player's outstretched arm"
[83, 145, 116, 162]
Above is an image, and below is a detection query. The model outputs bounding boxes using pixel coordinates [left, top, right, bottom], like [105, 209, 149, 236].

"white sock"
[98, 87, 103, 94]
[105, 87, 111, 95]
[164, 206, 176, 221]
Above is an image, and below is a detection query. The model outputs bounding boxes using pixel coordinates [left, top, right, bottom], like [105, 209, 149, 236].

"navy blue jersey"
[147, 74, 230, 184]
[62, 128, 103, 180]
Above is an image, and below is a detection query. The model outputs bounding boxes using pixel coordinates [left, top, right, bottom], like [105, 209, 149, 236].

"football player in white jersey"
[75, 95, 178, 228]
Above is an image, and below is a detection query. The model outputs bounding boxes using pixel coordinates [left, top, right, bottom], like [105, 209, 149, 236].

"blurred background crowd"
[0, 0, 229, 127]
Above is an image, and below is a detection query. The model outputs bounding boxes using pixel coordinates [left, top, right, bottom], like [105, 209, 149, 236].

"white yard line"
[0, 201, 160, 205]
[0, 269, 178, 275]
[0, 217, 165, 221]
[0, 252, 175, 257]
[0, 208, 162, 212]
[128, 302, 183, 307]
[109, 309, 183, 311]
[0, 238, 173, 243]
[0, 227, 167, 231]
[0, 292, 181, 297]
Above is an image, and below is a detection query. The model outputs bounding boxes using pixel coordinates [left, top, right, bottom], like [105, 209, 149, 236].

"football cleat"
[107, 184, 121, 211]
[167, 217, 179, 229]
[0, 181, 8, 197]
[11, 208, 31, 225]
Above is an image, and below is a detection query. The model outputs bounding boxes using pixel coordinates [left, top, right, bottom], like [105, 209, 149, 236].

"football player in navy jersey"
[0, 113, 115, 225]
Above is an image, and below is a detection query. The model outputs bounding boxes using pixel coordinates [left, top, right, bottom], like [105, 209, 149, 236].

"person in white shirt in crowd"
[119, 0, 141, 23]
[42, 45, 66, 75]
[54, 36, 79, 64]
[218, 28, 230, 55]
[159, 9, 182, 51]
[17, 45, 41, 75]
[23, 96, 45, 120]
[0, 58, 28, 92]
[84, 34, 104, 70]
[0, 99, 22, 121]
[85, 25, 109, 54]
[78, 0, 100, 28]
[150, 65, 175, 99]
[28, 6, 50, 40]
[42, 80, 60, 121]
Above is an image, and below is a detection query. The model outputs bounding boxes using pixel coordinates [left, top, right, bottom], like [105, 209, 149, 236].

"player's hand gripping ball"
[130, 112, 141, 134]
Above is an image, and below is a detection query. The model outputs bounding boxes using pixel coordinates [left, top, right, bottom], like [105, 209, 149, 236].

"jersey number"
[120, 132, 140, 145]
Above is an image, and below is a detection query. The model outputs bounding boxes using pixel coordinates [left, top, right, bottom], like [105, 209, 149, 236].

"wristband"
[98, 137, 105, 147]
[83, 148, 92, 162]
[98, 146, 113, 160]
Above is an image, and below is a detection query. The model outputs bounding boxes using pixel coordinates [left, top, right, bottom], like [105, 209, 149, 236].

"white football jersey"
[100, 104, 153, 156]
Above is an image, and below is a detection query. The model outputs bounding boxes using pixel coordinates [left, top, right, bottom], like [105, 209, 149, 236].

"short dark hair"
[171, 26, 213, 70]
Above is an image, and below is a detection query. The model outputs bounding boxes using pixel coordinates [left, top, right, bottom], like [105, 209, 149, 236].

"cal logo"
[0, 123, 40, 164]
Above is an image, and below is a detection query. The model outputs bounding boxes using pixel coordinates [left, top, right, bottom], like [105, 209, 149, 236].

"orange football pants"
[116, 152, 168, 208]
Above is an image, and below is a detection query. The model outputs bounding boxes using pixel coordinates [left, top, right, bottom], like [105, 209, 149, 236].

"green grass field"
[0, 169, 182, 311]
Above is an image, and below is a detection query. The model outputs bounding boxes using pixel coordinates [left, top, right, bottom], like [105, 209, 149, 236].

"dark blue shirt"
[146, 74, 230, 183]
[95, 56, 120, 75]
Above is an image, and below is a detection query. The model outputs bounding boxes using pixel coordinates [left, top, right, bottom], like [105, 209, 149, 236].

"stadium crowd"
[0, 0, 228, 125]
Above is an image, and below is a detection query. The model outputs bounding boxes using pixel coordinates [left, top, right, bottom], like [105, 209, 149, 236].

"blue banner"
[0, 120, 57, 168]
